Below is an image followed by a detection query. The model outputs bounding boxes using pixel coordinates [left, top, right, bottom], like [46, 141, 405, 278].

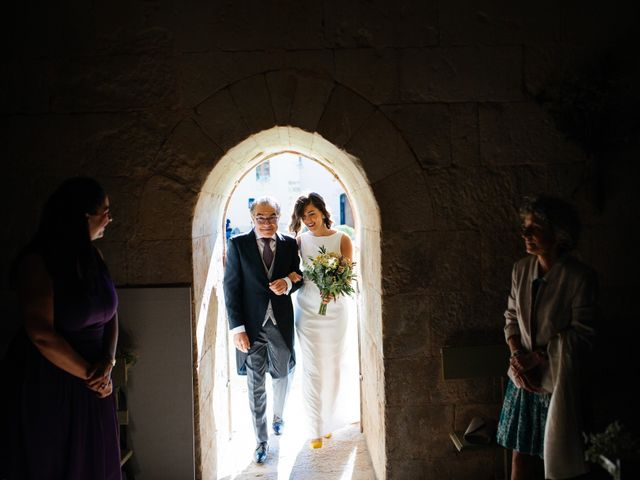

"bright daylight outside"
[216, 153, 363, 479]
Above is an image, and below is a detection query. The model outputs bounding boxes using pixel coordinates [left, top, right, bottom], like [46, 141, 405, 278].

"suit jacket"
[223, 229, 303, 375]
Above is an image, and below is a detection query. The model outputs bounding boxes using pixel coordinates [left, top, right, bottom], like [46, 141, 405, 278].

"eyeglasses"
[520, 224, 543, 236]
[88, 209, 113, 222]
[254, 215, 279, 225]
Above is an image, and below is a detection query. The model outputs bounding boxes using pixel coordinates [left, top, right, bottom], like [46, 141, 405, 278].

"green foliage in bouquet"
[584, 421, 640, 464]
[304, 245, 357, 315]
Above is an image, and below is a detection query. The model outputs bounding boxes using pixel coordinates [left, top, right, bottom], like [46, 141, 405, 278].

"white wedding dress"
[294, 231, 358, 438]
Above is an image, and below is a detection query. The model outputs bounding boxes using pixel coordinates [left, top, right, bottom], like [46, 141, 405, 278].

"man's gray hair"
[249, 196, 281, 216]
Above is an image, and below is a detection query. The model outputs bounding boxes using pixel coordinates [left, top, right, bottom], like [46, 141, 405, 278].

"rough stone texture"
[400, 46, 524, 102]
[195, 88, 251, 152]
[451, 103, 481, 165]
[229, 75, 275, 135]
[385, 404, 454, 460]
[372, 167, 432, 233]
[423, 165, 517, 231]
[2, 3, 637, 480]
[382, 104, 451, 167]
[324, 0, 438, 48]
[383, 294, 431, 359]
[440, 0, 561, 46]
[126, 239, 192, 284]
[289, 75, 334, 133]
[136, 176, 195, 242]
[335, 49, 400, 105]
[380, 230, 482, 296]
[316, 85, 376, 147]
[346, 111, 416, 184]
[49, 52, 180, 112]
[479, 102, 584, 165]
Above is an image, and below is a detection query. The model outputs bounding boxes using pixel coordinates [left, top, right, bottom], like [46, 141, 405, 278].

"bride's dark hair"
[289, 192, 333, 236]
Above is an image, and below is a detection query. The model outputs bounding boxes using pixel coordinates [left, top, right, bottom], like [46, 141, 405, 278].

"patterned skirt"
[496, 379, 551, 458]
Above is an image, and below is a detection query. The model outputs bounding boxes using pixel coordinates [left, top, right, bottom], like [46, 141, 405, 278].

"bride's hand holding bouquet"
[304, 246, 356, 315]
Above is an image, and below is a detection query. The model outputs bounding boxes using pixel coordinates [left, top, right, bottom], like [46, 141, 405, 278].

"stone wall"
[3, 1, 639, 478]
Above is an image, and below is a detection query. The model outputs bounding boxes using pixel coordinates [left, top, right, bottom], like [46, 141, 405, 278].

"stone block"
[154, 118, 222, 191]
[227, 50, 334, 82]
[324, 0, 438, 48]
[290, 75, 334, 132]
[385, 404, 454, 459]
[451, 103, 480, 165]
[211, 1, 325, 51]
[380, 231, 482, 297]
[400, 46, 524, 102]
[427, 292, 506, 357]
[383, 294, 431, 359]
[346, 111, 417, 184]
[440, 0, 560, 46]
[78, 113, 168, 179]
[196, 88, 250, 152]
[177, 52, 238, 108]
[523, 44, 587, 97]
[479, 228, 527, 296]
[137, 176, 195, 241]
[126, 238, 192, 284]
[423, 165, 517, 231]
[382, 104, 451, 167]
[229, 75, 275, 135]
[49, 52, 179, 112]
[479, 102, 584, 165]
[335, 48, 400, 105]
[316, 85, 376, 147]
[178, 50, 331, 109]
[265, 71, 297, 125]
[385, 356, 431, 406]
[546, 161, 594, 202]
[371, 167, 431, 232]
[424, 356, 501, 405]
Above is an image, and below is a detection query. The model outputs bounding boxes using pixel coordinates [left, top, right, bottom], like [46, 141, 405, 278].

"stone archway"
[188, 70, 422, 480]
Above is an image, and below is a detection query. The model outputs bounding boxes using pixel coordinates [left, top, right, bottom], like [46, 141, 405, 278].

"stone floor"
[216, 300, 374, 479]
[219, 422, 376, 480]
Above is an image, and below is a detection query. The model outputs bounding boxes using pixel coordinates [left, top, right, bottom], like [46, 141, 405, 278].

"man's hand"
[234, 332, 250, 353]
[269, 278, 289, 295]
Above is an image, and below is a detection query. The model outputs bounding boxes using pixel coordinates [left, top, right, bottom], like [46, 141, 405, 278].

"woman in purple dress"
[9, 177, 121, 479]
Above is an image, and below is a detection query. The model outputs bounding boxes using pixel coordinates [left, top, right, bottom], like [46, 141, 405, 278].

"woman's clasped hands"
[85, 359, 114, 398]
[509, 350, 548, 393]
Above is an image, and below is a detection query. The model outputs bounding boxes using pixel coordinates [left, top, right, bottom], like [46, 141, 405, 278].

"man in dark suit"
[223, 196, 303, 464]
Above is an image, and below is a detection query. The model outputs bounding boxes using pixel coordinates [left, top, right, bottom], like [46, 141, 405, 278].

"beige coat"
[504, 254, 597, 479]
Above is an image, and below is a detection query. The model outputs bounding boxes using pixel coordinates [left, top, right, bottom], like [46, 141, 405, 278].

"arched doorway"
[192, 127, 383, 478]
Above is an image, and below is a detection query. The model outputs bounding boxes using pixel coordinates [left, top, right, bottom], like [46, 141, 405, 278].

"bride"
[288, 192, 354, 449]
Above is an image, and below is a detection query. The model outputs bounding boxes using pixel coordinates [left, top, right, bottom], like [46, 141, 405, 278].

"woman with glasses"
[496, 195, 597, 480]
[5, 177, 121, 479]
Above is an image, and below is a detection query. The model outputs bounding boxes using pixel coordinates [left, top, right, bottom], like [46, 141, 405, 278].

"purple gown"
[15, 253, 122, 480]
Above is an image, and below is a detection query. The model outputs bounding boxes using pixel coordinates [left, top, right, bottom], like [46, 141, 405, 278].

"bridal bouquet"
[304, 246, 356, 315]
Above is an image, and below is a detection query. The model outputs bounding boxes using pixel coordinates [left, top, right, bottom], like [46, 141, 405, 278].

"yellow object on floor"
[324, 433, 332, 439]
[310, 438, 323, 449]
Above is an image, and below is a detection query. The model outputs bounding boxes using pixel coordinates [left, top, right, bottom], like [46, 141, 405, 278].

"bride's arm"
[340, 233, 353, 262]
